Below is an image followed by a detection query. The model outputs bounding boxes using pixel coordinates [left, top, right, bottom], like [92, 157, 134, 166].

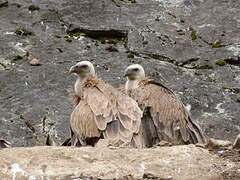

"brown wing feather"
[69, 90, 81, 106]
[129, 78, 205, 145]
[70, 76, 142, 147]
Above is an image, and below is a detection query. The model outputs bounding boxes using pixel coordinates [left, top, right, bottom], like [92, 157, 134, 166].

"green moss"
[0, 1, 9, 9]
[15, 26, 33, 36]
[105, 46, 118, 52]
[196, 65, 213, 70]
[0, 88, 4, 93]
[111, 0, 120, 7]
[65, 37, 72, 42]
[28, 4, 40, 11]
[143, 40, 148, 45]
[210, 41, 225, 48]
[127, 53, 134, 58]
[216, 59, 227, 66]
[221, 86, 230, 90]
[190, 30, 198, 40]
[221, 86, 240, 93]
[53, 34, 61, 38]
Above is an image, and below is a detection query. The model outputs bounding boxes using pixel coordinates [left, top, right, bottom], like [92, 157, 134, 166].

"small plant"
[127, 53, 134, 58]
[15, 26, 33, 36]
[190, 29, 198, 40]
[210, 41, 225, 48]
[0, 1, 9, 8]
[196, 65, 213, 70]
[215, 59, 227, 66]
[53, 34, 61, 38]
[28, 4, 40, 11]
[65, 37, 72, 42]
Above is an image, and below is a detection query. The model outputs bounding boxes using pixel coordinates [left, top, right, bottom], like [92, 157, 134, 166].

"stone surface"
[0, 145, 236, 180]
[0, 0, 240, 147]
[207, 138, 232, 149]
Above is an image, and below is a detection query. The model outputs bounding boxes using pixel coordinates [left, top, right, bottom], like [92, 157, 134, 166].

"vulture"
[68, 61, 143, 147]
[124, 64, 206, 147]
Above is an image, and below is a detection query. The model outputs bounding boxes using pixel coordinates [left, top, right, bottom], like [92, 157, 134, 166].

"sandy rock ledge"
[0, 145, 236, 180]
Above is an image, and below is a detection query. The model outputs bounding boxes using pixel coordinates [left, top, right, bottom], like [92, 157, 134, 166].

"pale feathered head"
[69, 61, 95, 77]
[124, 64, 145, 80]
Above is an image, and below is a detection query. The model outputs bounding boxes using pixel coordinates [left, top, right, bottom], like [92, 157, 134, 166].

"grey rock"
[207, 138, 232, 149]
[0, 0, 240, 146]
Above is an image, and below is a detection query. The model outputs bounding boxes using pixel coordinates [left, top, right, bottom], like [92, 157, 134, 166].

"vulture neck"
[74, 75, 92, 96]
[125, 79, 140, 93]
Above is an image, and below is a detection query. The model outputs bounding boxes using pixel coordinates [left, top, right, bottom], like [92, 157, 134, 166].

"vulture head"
[124, 64, 145, 80]
[69, 61, 95, 78]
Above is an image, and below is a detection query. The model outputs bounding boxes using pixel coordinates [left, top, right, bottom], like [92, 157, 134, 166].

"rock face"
[0, 0, 240, 146]
[0, 145, 236, 180]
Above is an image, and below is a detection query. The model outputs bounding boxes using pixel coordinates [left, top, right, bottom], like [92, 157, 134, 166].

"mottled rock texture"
[0, 145, 236, 180]
[0, 0, 240, 146]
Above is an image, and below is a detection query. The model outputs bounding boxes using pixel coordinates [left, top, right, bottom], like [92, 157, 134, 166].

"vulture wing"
[70, 76, 142, 147]
[69, 90, 81, 106]
[129, 78, 205, 146]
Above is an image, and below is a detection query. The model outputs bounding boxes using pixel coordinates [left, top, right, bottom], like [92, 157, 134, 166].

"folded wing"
[129, 79, 205, 146]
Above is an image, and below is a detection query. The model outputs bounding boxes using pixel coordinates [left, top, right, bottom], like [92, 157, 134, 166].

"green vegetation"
[15, 26, 33, 36]
[190, 29, 198, 40]
[127, 53, 134, 58]
[221, 86, 240, 93]
[221, 86, 230, 90]
[65, 37, 72, 42]
[210, 41, 225, 48]
[28, 4, 40, 11]
[215, 59, 227, 66]
[111, 0, 120, 7]
[0, 1, 9, 9]
[0, 88, 4, 93]
[196, 65, 213, 70]
[53, 34, 61, 38]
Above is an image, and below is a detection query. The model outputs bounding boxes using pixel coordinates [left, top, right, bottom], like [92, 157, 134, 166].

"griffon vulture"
[124, 64, 206, 147]
[68, 61, 143, 147]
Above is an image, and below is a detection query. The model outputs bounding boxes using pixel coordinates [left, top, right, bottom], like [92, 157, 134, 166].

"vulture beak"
[69, 65, 82, 74]
[124, 69, 135, 77]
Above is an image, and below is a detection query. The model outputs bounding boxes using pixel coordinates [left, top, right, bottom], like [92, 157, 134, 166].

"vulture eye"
[81, 65, 88, 68]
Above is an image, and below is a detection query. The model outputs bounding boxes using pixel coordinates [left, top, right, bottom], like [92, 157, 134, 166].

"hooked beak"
[69, 65, 78, 74]
[124, 69, 135, 77]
